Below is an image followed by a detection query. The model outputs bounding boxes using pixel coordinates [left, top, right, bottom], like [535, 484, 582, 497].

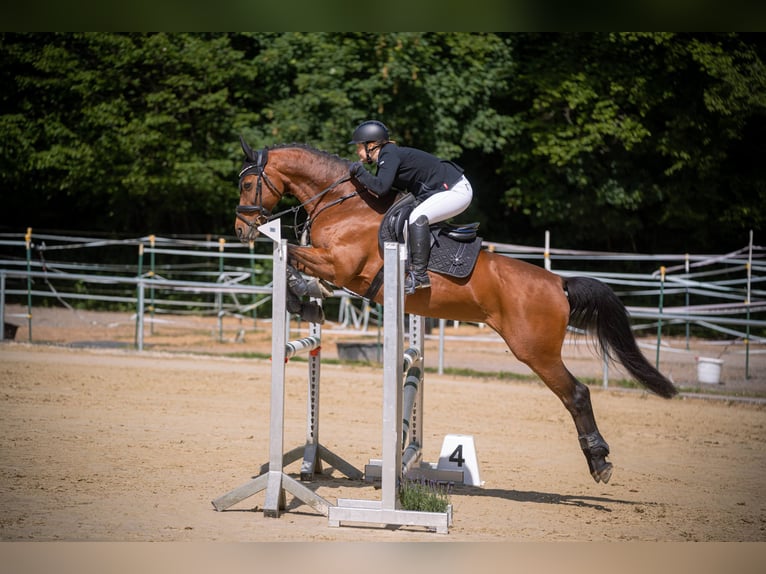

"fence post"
[544, 230, 551, 271]
[149, 234, 156, 335]
[656, 266, 665, 369]
[135, 242, 144, 349]
[0, 270, 5, 342]
[249, 240, 258, 326]
[745, 229, 753, 380]
[685, 253, 690, 350]
[438, 318, 446, 375]
[136, 279, 145, 352]
[218, 237, 226, 343]
[25, 227, 32, 342]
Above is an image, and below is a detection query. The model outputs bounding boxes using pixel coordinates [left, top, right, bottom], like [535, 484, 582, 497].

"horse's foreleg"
[287, 245, 338, 281]
[280, 246, 337, 325]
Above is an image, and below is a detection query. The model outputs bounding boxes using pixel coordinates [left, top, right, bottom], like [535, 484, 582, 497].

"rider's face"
[356, 143, 379, 163]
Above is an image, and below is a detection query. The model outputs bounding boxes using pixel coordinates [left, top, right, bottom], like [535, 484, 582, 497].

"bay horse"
[234, 140, 678, 484]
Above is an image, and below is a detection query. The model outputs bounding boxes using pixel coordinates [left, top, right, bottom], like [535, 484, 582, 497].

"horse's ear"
[239, 135, 255, 161]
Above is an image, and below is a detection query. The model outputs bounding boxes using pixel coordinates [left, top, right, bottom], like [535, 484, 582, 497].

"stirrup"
[404, 270, 430, 295]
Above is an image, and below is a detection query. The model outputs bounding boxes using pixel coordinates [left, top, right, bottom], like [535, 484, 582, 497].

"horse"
[234, 140, 678, 484]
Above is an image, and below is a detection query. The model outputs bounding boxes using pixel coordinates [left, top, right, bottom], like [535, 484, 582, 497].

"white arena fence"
[1, 229, 764, 379]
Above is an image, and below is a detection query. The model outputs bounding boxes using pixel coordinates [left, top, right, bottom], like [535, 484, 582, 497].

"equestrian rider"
[348, 120, 473, 294]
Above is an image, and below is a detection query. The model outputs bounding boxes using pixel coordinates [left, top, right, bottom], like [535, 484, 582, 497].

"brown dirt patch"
[1, 305, 765, 541]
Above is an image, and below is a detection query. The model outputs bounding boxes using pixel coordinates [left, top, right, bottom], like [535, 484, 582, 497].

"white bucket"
[696, 357, 723, 384]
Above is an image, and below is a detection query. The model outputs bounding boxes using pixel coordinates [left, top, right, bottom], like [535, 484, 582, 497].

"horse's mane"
[269, 143, 352, 172]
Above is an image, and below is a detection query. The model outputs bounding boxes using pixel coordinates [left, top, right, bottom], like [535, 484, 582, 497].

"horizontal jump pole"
[285, 336, 321, 359]
[401, 364, 422, 449]
[402, 346, 421, 373]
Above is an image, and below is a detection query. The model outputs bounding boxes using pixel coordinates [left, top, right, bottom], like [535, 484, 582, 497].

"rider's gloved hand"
[349, 161, 366, 179]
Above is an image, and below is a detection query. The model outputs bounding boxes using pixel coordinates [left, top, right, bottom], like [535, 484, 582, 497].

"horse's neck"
[274, 152, 334, 202]
[274, 148, 387, 232]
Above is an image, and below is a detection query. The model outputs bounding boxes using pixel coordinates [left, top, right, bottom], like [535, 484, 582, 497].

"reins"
[269, 174, 355, 224]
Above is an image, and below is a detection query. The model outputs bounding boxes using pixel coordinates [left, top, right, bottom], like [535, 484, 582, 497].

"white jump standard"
[211, 224, 361, 518]
[328, 242, 454, 534]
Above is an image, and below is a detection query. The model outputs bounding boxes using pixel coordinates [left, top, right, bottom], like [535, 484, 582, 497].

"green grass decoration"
[399, 478, 451, 513]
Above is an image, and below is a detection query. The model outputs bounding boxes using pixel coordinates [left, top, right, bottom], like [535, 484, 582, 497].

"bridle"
[235, 146, 356, 240]
[235, 148, 278, 228]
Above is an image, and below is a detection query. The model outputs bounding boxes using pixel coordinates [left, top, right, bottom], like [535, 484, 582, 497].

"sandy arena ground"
[1, 304, 765, 544]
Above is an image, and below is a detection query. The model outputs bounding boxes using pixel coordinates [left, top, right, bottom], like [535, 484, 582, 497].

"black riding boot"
[405, 215, 431, 295]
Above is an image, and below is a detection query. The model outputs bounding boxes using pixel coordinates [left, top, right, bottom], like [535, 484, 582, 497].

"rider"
[348, 120, 473, 294]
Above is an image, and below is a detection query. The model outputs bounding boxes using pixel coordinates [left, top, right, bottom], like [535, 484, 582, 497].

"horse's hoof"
[299, 302, 325, 325]
[591, 462, 613, 484]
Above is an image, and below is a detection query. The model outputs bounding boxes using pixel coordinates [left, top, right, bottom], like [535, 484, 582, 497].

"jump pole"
[328, 242, 453, 534]
[212, 221, 361, 518]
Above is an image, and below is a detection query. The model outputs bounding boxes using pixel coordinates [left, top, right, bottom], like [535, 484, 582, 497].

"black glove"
[349, 161, 366, 179]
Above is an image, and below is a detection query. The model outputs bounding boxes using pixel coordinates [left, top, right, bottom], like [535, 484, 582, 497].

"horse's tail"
[564, 276, 678, 399]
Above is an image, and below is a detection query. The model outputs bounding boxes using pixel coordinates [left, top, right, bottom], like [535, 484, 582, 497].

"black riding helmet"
[348, 120, 389, 144]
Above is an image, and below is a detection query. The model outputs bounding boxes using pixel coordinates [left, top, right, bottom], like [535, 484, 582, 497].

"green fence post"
[745, 230, 753, 379]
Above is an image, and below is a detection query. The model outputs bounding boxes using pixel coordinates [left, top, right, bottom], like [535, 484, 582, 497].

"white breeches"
[408, 175, 473, 225]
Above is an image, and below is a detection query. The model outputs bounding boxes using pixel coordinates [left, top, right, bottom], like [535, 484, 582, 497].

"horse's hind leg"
[513, 341, 613, 483]
[559, 367, 612, 483]
[490, 327, 610, 481]
[542, 361, 613, 483]
[480, 255, 613, 482]
[490, 283, 613, 483]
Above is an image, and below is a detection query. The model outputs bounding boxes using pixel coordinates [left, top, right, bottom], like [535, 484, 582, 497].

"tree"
[500, 32, 766, 251]
[1, 32, 258, 235]
[1, 32, 762, 252]
[235, 33, 517, 236]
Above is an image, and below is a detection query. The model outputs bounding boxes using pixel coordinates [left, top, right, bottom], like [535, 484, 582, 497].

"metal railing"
[1, 229, 763, 379]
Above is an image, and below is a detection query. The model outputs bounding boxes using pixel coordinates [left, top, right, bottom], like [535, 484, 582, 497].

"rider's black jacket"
[352, 142, 463, 199]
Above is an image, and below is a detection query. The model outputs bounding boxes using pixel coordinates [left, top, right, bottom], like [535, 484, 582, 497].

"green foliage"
[399, 478, 451, 513]
[1, 32, 257, 235]
[239, 32, 515, 161]
[503, 32, 765, 251]
[0, 32, 763, 253]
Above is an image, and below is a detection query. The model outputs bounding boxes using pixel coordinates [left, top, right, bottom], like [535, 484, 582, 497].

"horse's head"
[235, 139, 364, 245]
[234, 137, 285, 243]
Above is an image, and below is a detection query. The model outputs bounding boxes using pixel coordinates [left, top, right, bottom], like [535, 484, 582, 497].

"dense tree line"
[1, 32, 763, 252]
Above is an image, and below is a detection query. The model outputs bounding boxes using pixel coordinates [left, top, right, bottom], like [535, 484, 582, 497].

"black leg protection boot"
[286, 264, 332, 299]
[404, 215, 431, 295]
[286, 289, 325, 324]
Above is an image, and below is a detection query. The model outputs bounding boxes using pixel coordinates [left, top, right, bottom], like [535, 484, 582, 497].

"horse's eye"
[243, 181, 252, 191]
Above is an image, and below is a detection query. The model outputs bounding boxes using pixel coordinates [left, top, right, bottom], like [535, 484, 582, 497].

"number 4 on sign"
[449, 444, 465, 467]
[437, 434, 484, 486]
